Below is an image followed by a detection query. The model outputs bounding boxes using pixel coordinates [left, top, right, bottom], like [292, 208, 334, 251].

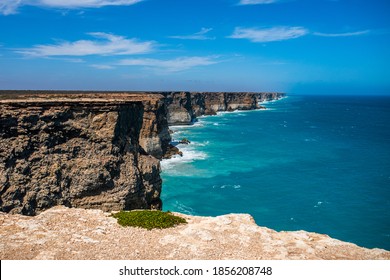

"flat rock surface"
[0, 206, 389, 260]
[0, 92, 162, 103]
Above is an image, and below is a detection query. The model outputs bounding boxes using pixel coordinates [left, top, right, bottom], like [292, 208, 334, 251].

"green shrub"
[112, 210, 187, 230]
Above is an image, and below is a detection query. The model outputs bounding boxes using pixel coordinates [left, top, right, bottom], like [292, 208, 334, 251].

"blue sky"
[0, 0, 389, 94]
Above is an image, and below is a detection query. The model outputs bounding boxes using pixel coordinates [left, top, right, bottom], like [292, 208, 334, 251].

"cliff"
[0, 92, 171, 215]
[0, 91, 283, 215]
[158, 91, 285, 125]
[1, 206, 389, 260]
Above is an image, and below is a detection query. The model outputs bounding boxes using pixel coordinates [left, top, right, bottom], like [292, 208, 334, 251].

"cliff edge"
[0, 206, 388, 260]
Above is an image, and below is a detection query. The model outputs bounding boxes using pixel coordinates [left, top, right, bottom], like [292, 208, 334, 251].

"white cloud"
[16, 32, 155, 57]
[61, 58, 85, 63]
[313, 30, 370, 37]
[0, 0, 22, 15]
[169, 28, 215, 40]
[90, 64, 115, 69]
[228, 26, 308, 42]
[118, 56, 219, 72]
[0, 0, 143, 15]
[238, 0, 278, 5]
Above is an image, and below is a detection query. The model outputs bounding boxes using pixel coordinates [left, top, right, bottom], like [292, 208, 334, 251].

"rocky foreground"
[0, 206, 388, 260]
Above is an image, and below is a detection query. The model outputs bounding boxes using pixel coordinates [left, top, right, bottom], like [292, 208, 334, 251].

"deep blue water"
[161, 95, 390, 250]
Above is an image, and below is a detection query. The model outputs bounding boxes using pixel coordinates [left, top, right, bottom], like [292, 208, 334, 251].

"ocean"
[160, 95, 390, 250]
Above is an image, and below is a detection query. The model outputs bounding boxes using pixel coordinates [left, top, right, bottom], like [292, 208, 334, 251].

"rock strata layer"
[0, 93, 170, 215]
[0, 206, 388, 260]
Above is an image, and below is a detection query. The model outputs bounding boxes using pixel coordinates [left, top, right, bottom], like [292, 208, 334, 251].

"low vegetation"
[112, 210, 187, 230]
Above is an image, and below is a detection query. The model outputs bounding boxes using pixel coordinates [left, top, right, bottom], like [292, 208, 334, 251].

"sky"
[0, 0, 389, 94]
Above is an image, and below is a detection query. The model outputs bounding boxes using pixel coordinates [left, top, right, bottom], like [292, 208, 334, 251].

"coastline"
[161, 95, 287, 173]
[1, 92, 389, 258]
[160, 95, 390, 251]
[0, 90, 284, 216]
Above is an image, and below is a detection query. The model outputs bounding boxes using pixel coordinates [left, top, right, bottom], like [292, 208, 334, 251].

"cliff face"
[0, 93, 170, 215]
[160, 92, 285, 125]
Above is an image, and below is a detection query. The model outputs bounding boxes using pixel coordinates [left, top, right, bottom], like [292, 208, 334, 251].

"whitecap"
[216, 109, 250, 116]
[314, 201, 324, 208]
[212, 184, 242, 190]
[259, 95, 287, 106]
[173, 200, 196, 215]
[193, 140, 209, 147]
[161, 144, 207, 171]
[191, 121, 205, 127]
[170, 121, 205, 129]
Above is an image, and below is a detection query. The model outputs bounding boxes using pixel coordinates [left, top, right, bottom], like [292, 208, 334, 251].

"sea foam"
[161, 143, 207, 174]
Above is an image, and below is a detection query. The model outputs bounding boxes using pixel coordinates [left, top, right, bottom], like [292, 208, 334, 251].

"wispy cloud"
[90, 64, 115, 70]
[229, 26, 371, 43]
[16, 32, 156, 57]
[228, 26, 308, 42]
[0, 0, 22, 15]
[169, 28, 215, 40]
[0, 0, 144, 15]
[238, 0, 279, 5]
[59, 58, 85, 63]
[117, 56, 220, 72]
[313, 30, 370, 37]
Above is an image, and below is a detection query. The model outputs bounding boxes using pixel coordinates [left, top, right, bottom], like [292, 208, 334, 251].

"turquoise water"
[161, 95, 390, 250]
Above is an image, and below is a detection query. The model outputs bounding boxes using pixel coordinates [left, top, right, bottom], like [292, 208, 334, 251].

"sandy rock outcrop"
[0, 206, 388, 260]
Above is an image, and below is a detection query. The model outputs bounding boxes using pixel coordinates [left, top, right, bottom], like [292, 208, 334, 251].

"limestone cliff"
[0, 92, 170, 215]
[159, 91, 285, 125]
[0, 91, 283, 215]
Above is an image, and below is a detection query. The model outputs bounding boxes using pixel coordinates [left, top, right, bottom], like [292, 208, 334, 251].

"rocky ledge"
[0, 206, 388, 260]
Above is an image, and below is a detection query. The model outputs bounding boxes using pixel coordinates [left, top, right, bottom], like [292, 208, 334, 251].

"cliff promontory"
[0, 92, 170, 215]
